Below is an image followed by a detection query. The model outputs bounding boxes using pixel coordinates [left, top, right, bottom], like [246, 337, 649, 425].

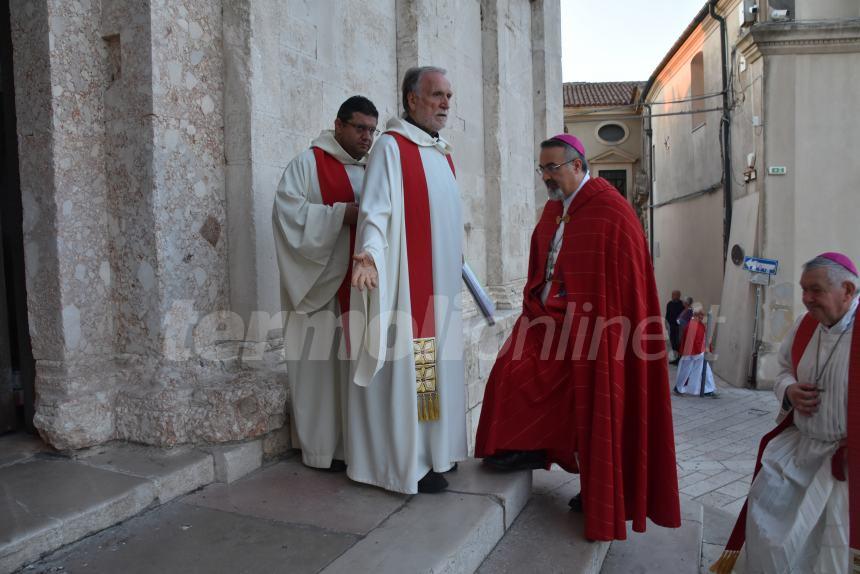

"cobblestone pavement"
[670, 362, 776, 515]
[667, 362, 780, 572]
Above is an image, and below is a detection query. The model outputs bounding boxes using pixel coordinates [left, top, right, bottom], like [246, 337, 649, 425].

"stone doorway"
[0, 0, 35, 435]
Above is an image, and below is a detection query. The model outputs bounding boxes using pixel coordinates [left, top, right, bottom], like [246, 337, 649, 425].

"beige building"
[643, 0, 860, 388]
[0, 0, 562, 451]
[562, 81, 647, 227]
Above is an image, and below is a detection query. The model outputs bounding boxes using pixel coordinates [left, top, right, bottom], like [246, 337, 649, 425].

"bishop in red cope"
[475, 133, 681, 542]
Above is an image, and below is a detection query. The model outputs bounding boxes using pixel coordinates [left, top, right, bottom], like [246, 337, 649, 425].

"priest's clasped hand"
[786, 382, 820, 416]
[352, 251, 378, 291]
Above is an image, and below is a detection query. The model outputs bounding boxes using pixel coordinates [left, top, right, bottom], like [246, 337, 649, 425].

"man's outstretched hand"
[352, 251, 378, 291]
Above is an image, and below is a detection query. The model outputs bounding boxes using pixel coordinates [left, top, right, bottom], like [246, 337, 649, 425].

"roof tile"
[563, 81, 645, 107]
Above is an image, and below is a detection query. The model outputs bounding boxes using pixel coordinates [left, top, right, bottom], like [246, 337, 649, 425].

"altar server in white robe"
[273, 96, 379, 471]
[711, 252, 859, 574]
[350, 66, 467, 494]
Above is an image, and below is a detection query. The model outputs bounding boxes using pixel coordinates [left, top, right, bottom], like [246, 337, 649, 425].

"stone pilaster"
[531, 0, 564, 216]
[480, 0, 537, 310]
[12, 0, 116, 448]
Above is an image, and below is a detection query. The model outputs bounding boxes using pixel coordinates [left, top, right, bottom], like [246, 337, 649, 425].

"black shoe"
[568, 492, 583, 513]
[443, 462, 458, 473]
[672, 387, 682, 396]
[483, 450, 546, 471]
[328, 459, 347, 472]
[417, 470, 448, 493]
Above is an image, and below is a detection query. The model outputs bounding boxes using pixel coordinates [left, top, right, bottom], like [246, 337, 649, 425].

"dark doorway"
[599, 169, 627, 198]
[1, 0, 36, 433]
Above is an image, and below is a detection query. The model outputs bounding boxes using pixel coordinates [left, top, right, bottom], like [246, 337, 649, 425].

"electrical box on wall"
[741, 0, 758, 26]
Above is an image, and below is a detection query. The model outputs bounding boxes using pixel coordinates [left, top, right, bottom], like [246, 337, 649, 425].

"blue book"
[462, 262, 496, 325]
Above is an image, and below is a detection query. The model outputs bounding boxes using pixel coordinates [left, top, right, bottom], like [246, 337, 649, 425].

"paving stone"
[25, 502, 357, 574]
[0, 433, 50, 469]
[601, 501, 702, 574]
[715, 479, 753, 499]
[323, 492, 503, 574]
[477, 480, 609, 574]
[720, 497, 747, 516]
[531, 467, 579, 494]
[185, 458, 407, 535]
[0, 458, 155, 573]
[681, 471, 743, 498]
[702, 505, 736, 546]
[693, 491, 738, 509]
[701, 541, 727, 572]
[678, 471, 710, 490]
[74, 442, 214, 502]
[444, 459, 532, 528]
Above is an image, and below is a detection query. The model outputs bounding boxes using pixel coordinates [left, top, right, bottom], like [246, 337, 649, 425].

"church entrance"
[1, 0, 36, 435]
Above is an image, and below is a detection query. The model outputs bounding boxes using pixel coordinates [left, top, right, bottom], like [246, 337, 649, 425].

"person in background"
[673, 304, 716, 397]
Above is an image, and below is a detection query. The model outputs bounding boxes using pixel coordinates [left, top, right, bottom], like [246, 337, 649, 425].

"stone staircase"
[3, 430, 712, 574]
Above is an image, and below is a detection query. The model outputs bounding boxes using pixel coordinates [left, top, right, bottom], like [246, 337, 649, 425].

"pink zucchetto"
[818, 252, 859, 276]
[549, 133, 586, 158]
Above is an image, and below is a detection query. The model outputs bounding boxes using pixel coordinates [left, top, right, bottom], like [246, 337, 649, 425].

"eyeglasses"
[535, 159, 576, 176]
[344, 120, 381, 137]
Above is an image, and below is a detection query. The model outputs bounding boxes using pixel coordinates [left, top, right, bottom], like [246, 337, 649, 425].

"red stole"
[711, 311, 860, 573]
[312, 147, 355, 350]
[387, 132, 455, 421]
[680, 320, 706, 356]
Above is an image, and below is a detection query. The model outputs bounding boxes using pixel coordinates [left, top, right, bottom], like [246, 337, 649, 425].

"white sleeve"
[356, 136, 399, 266]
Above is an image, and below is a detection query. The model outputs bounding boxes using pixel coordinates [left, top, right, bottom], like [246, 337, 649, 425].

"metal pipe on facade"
[645, 104, 655, 261]
[709, 0, 732, 262]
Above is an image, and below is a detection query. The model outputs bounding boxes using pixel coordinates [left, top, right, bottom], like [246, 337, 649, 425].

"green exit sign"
[768, 166, 787, 175]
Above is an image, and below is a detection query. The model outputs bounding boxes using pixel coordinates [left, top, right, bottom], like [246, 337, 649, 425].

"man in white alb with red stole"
[474, 134, 681, 541]
[712, 252, 860, 574]
[350, 67, 465, 494]
[273, 96, 379, 472]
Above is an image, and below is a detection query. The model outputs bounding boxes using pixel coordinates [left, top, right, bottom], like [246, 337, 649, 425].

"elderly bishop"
[712, 252, 860, 573]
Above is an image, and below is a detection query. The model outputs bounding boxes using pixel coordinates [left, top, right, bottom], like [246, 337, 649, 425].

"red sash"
[388, 133, 455, 421]
[388, 133, 455, 337]
[312, 147, 356, 350]
[711, 311, 859, 573]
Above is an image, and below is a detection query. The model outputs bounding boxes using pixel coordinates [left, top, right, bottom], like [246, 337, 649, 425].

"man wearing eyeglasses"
[349, 66, 466, 495]
[273, 95, 378, 473]
[474, 134, 681, 542]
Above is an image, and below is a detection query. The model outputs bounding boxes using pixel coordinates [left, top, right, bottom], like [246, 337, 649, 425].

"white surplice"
[347, 116, 467, 494]
[272, 130, 365, 469]
[734, 296, 858, 574]
[674, 353, 716, 396]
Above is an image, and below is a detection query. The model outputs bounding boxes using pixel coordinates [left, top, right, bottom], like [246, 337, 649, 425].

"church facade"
[3, 0, 562, 450]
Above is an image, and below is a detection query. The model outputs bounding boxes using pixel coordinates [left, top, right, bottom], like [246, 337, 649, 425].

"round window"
[597, 123, 627, 144]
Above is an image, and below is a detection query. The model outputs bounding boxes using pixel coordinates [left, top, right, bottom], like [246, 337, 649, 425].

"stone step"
[21, 457, 532, 574]
[600, 499, 705, 574]
[321, 460, 532, 574]
[0, 442, 218, 573]
[477, 471, 610, 574]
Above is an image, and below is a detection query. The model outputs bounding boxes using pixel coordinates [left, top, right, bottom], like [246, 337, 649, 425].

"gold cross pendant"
[555, 214, 570, 225]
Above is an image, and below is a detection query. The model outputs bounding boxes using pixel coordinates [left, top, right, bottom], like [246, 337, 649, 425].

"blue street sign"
[743, 256, 779, 275]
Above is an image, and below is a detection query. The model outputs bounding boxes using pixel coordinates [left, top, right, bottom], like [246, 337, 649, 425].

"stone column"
[480, 0, 538, 309]
[11, 1, 116, 449]
[11, 0, 286, 449]
[531, 0, 564, 216]
[111, 0, 287, 446]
